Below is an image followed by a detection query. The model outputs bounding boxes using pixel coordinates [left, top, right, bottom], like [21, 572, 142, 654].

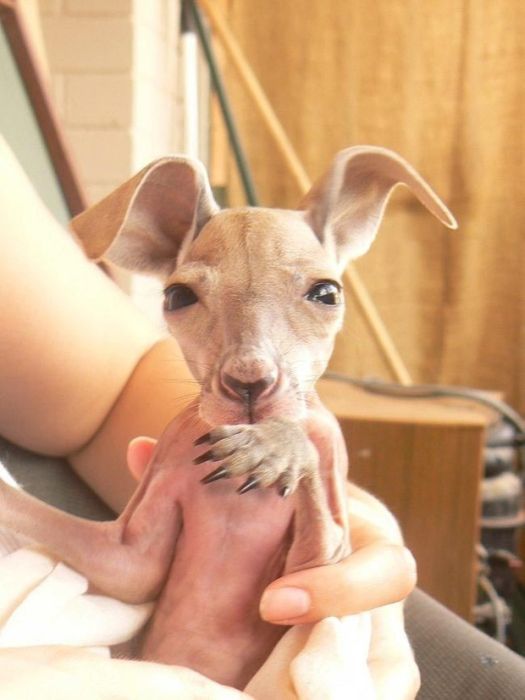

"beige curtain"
[216, 0, 525, 413]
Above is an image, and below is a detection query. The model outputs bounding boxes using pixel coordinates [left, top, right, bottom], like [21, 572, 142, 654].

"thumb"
[126, 437, 157, 480]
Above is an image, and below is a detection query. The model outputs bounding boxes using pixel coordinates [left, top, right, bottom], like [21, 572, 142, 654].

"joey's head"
[71, 147, 456, 426]
[161, 207, 345, 424]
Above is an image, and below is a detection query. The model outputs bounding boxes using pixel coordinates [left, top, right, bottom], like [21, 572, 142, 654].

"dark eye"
[306, 281, 342, 306]
[163, 284, 198, 311]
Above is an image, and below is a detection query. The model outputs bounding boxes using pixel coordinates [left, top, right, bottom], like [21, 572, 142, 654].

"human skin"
[0, 398, 351, 688]
[0, 136, 419, 698]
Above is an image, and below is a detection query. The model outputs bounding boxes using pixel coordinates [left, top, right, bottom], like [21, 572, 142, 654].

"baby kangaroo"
[0, 147, 456, 695]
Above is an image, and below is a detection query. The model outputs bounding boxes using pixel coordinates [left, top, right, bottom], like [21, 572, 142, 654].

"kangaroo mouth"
[198, 386, 307, 428]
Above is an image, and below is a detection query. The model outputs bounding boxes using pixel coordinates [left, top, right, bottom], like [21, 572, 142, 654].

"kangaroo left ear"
[300, 146, 457, 269]
[70, 156, 219, 277]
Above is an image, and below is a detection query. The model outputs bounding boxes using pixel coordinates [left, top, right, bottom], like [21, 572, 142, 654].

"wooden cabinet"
[318, 378, 492, 620]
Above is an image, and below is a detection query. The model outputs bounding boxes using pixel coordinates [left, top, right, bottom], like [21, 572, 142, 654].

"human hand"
[258, 481, 420, 699]
[127, 439, 420, 699]
[0, 647, 252, 700]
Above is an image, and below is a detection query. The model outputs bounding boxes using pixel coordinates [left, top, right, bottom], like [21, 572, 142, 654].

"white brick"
[64, 0, 132, 16]
[65, 74, 132, 127]
[132, 75, 178, 167]
[134, 0, 167, 34]
[42, 17, 133, 72]
[67, 128, 132, 182]
[39, 0, 183, 208]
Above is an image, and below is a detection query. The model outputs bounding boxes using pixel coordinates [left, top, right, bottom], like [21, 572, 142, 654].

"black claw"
[237, 476, 260, 494]
[194, 432, 211, 446]
[279, 485, 292, 499]
[193, 450, 216, 465]
[201, 466, 229, 484]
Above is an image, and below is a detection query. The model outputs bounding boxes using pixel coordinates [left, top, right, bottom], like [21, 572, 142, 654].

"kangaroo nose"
[221, 371, 278, 402]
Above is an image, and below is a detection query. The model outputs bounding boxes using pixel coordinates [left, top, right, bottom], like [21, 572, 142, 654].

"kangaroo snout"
[219, 350, 279, 404]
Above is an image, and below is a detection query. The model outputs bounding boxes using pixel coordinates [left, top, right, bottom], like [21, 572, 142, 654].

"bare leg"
[285, 470, 349, 574]
[284, 403, 351, 573]
[0, 466, 181, 603]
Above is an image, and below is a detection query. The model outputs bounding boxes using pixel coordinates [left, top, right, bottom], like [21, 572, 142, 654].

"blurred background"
[10, 0, 523, 413]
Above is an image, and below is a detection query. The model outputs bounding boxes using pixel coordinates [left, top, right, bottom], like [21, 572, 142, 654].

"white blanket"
[0, 461, 153, 655]
[0, 461, 374, 698]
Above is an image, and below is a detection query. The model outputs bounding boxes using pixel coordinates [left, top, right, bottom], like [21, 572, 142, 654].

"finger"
[367, 604, 421, 700]
[260, 543, 417, 624]
[126, 436, 157, 481]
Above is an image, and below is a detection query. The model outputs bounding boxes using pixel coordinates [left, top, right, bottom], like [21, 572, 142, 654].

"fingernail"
[260, 587, 310, 621]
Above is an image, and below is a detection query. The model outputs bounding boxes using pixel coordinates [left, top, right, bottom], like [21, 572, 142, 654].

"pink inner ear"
[70, 157, 219, 273]
[137, 163, 200, 237]
[301, 147, 458, 266]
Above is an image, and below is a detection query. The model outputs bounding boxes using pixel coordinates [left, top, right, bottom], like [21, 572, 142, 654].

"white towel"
[246, 613, 374, 698]
[0, 461, 153, 655]
[0, 461, 374, 697]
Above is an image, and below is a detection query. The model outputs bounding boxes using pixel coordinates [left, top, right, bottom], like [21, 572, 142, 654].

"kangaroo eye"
[306, 281, 342, 306]
[163, 284, 198, 311]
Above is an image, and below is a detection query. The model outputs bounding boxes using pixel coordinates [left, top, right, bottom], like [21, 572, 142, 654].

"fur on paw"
[194, 419, 319, 496]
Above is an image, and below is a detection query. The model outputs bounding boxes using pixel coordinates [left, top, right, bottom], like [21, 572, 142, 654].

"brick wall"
[34, 1, 186, 325]
[38, 0, 183, 205]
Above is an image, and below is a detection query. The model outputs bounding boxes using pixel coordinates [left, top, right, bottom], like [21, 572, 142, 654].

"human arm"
[0, 135, 196, 511]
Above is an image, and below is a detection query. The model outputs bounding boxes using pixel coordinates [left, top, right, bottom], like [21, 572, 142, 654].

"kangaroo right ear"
[70, 157, 219, 277]
[300, 146, 457, 270]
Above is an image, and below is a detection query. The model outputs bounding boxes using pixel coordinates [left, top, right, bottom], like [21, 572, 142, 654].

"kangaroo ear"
[300, 146, 457, 269]
[70, 157, 219, 276]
